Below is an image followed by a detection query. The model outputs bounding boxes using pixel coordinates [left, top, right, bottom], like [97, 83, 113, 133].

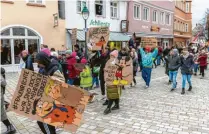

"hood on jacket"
[172, 49, 178, 56]
[36, 52, 51, 67]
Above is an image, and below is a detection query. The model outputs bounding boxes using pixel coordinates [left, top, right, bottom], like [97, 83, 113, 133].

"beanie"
[41, 48, 51, 57]
[65, 49, 72, 55]
[71, 52, 77, 57]
[110, 50, 118, 58]
[81, 58, 88, 64]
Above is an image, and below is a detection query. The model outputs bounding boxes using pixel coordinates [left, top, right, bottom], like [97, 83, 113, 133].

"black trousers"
[100, 78, 105, 95]
[133, 71, 137, 84]
[107, 99, 119, 108]
[200, 66, 206, 77]
[37, 121, 56, 134]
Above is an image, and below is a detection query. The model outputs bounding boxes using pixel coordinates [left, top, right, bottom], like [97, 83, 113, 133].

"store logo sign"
[90, 19, 110, 27]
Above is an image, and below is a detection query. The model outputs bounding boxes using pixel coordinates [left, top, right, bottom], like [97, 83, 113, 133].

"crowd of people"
[1, 42, 208, 134]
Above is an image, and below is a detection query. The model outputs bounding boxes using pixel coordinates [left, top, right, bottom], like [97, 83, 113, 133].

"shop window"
[13, 28, 25, 36]
[134, 4, 141, 19]
[165, 14, 170, 25]
[28, 39, 39, 62]
[160, 12, 164, 24]
[110, 2, 118, 18]
[1, 29, 10, 36]
[1, 39, 12, 65]
[28, 0, 43, 4]
[58, 0, 65, 19]
[143, 7, 149, 21]
[153, 10, 158, 23]
[77, 0, 86, 13]
[95, 0, 104, 16]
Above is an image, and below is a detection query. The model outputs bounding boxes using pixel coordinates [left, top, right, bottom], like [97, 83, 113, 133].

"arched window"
[1, 26, 42, 65]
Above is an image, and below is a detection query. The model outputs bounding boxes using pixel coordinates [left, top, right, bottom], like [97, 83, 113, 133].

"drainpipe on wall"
[126, 0, 130, 34]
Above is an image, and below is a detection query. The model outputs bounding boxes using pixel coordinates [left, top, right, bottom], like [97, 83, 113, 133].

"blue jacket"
[140, 48, 158, 68]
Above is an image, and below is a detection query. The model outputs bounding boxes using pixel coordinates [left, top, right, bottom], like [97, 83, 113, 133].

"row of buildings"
[1, 0, 192, 71]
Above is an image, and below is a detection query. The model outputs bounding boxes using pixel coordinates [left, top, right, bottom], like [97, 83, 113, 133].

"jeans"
[157, 55, 161, 65]
[67, 78, 74, 85]
[142, 67, 152, 86]
[92, 76, 99, 86]
[169, 71, 178, 89]
[182, 74, 192, 89]
[194, 64, 199, 73]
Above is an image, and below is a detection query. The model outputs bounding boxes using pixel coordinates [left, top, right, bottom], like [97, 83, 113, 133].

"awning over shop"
[67, 29, 130, 42]
[127, 32, 173, 39]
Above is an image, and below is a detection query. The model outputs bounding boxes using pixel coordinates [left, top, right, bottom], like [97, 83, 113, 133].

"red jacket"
[198, 54, 208, 66]
[66, 56, 78, 78]
[158, 47, 163, 56]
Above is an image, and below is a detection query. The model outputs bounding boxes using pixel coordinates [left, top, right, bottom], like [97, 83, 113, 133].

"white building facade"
[65, 0, 130, 50]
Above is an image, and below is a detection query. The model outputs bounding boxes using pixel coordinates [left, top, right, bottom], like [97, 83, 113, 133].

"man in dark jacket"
[180, 50, 194, 94]
[167, 49, 181, 91]
[35, 51, 64, 134]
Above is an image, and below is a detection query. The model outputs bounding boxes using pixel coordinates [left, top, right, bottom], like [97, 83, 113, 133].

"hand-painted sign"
[141, 37, 157, 48]
[9, 69, 90, 132]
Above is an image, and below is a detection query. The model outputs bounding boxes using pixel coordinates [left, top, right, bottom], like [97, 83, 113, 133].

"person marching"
[104, 50, 121, 115]
[140, 46, 158, 88]
[167, 49, 181, 91]
[180, 50, 194, 94]
[130, 51, 138, 87]
[197, 50, 208, 78]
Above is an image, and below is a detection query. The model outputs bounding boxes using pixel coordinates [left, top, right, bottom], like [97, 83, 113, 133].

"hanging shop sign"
[151, 26, 160, 32]
[121, 20, 129, 32]
[89, 19, 110, 27]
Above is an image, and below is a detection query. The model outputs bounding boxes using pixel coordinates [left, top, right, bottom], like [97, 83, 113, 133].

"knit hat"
[81, 58, 87, 64]
[65, 49, 72, 55]
[110, 50, 118, 58]
[41, 48, 51, 57]
[71, 51, 77, 57]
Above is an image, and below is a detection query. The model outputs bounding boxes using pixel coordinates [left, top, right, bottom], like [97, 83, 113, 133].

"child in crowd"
[193, 53, 199, 76]
[92, 63, 100, 88]
[80, 58, 93, 91]
[198, 50, 208, 78]
[66, 51, 77, 85]
[104, 50, 121, 115]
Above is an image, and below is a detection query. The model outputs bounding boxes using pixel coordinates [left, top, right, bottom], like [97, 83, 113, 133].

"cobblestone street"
[1, 66, 209, 134]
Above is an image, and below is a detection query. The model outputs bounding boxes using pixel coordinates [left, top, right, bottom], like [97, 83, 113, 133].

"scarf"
[183, 52, 189, 59]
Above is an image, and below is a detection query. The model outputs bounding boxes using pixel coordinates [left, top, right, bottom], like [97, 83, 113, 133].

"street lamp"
[82, 5, 89, 59]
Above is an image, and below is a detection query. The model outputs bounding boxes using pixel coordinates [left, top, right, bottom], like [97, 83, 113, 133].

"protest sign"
[72, 28, 77, 50]
[104, 56, 133, 86]
[9, 69, 90, 132]
[141, 37, 157, 48]
[87, 27, 109, 51]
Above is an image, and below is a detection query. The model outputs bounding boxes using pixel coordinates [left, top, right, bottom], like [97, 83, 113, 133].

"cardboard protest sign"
[9, 69, 90, 132]
[104, 56, 133, 86]
[141, 37, 157, 48]
[72, 28, 77, 50]
[87, 27, 109, 51]
[74, 63, 85, 72]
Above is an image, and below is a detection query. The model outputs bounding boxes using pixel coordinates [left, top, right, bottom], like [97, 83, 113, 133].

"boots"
[3, 125, 16, 134]
[188, 86, 192, 91]
[104, 108, 111, 115]
[111, 105, 119, 110]
[103, 100, 108, 105]
[181, 88, 185, 95]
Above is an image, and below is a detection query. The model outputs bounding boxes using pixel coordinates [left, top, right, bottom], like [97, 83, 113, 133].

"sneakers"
[3, 125, 16, 134]
[104, 108, 111, 115]
[145, 85, 149, 89]
[194, 73, 197, 76]
[170, 88, 175, 91]
[111, 105, 119, 110]
[181, 88, 185, 95]
[103, 100, 108, 105]
[188, 86, 192, 91]
[168, 80, 172, 85]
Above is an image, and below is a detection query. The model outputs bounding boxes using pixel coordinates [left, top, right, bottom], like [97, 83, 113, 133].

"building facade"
[127, 0, 175, 48]
[65, 0, 130, 50]
[173, 0, 192, 47]
[1, 0, 66, 72]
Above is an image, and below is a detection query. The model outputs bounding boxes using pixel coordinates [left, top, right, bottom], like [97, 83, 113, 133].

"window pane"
[95, 4, 103, 15]
[1, 39, 12, 65]
[1, 29, 10, 36]
[28, 0, 35, 3]
[28, 39, 39, 63]
[14, 39, 25, 64]
[77, 1, 81, 12]
[111, 7, 113, 17]
[114, 8, 117, 17]
[134, 6, 136, 18]
[28, 29, 37, 36]
[36, 0, 42, 4]
[82, 1, 86, 8]
[13, 28, 25, 36]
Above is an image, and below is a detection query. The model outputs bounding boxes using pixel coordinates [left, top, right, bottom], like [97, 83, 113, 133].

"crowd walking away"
[1, 41, 208, 133]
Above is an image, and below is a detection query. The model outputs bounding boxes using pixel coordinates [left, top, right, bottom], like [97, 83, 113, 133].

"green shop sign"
[89, 19, 110, 27]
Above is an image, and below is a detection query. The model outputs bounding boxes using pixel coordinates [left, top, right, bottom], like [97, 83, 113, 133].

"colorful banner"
[104, 56, 133, 86]
[87, 27, 109, 51]
[9, 69, 90, 132]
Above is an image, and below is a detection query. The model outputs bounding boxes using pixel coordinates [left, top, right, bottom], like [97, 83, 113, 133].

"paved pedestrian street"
[1, 66, 209, 134]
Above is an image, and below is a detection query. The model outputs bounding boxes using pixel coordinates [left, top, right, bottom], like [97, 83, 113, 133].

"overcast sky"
[192, 0, 209, 28]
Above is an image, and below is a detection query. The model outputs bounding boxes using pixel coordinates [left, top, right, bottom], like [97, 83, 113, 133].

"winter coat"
[132, 58, 139, 72]
[66, 56, 78, 79]
[80, 65, 93, 88]
[180, 55, 194, 75]
[23, 55, 34, 71]
[137, 48, 142, 62]
[118, 51, 129, 58]
[50, 56, 63, 73]
[106, 85, 121, 100]
[99, 54, 109, 80]
[140, 48, 158, 68]
[167, 55, 181, 71]
[198, 54, 208, 67]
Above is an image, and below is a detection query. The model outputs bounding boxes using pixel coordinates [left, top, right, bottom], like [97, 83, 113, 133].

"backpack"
[93, 66, 100, 74]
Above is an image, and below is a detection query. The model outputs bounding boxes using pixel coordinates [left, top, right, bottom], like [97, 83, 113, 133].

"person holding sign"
[140, 46, 158, 88]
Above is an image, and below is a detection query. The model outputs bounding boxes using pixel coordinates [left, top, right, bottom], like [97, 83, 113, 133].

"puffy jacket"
[66, 56, 77, 79]
[140, 48, 158, 68]
[198, 54, 207, 66]
[180, 55, 194, 75]
[80, 65, 92, 88]
[167, 55, 181, 71]
[106, 85, 121, 100]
